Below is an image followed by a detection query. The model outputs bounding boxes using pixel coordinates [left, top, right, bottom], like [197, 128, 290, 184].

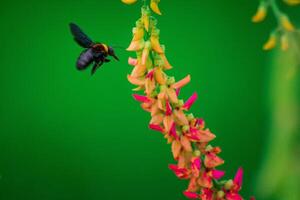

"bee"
[69, 23, 119, 75]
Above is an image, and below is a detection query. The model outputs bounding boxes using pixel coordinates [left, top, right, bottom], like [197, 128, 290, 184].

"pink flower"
[185, 128, 216, 143]
[190, 157, 201, 177]
[187, 177, 199, 192]
[233, 167, 243, 189]
[196, 118, 204, 126]
[165, 100, 172, 116]
[183, 92, 198, 110]
[204, 152, 224, 168]
[183, 191, 199, 199]
[211, 169, 225, 179]
[200, 188, 213, 200]
[169, 122, 179, 140]
[168, 164, 190, 179]
[146, 69, 154, 80]
[226, 193, 243, 200]
[128, 57, 138, 66]
[132, 94, 151, 103]
[224, 168, 244, 200]
[197, 172, 213, 188]
[149, 124, 164, 133]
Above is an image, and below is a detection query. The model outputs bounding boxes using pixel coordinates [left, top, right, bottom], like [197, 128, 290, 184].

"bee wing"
[70, 23, 94, 48]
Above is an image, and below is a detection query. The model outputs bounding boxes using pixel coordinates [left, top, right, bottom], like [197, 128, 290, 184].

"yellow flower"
[127, 38, 145, 51]
[150, 0, 162, 15]
[252, 3, 267, 23]
[121, 0, 138, 5]
[154, 67, 167, 85]
[280, 34, 289, 51]
[132, 20, 145, 41]
[283, 0, 300, 6]
[263, 34, 277, 50]
[141, 6, 151, 31]
[141, 41, 152, 65]
[150, 28, 164, 54]
[280, 15, 295, 32]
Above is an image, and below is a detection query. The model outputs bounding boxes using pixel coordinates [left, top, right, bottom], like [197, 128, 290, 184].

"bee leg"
[104, 58, 110, 63]
[91, 61, 103, 75]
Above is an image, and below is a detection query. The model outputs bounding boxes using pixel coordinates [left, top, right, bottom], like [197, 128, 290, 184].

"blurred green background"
[0, 0, 299, 199]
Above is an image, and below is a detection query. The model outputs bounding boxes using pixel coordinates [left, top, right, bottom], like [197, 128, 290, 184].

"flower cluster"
[122, 0, 253, 199]
[252, 0, 299, 50]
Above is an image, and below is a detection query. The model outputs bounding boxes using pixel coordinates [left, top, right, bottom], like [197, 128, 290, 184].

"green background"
[0, 0, 299, 199]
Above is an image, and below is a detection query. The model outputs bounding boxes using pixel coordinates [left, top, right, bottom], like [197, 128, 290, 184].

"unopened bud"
[167, 77, 175, 85]
[217, 191, 225, 198]
[177, 100, 184, 107]
[224, 179, 234, 190]
[252, 2, 267, 23]
[182, 125, 190, 133]
[205, 145, 213, 152]
[187, 113, 195, 121]
[194, 150, 201, 157]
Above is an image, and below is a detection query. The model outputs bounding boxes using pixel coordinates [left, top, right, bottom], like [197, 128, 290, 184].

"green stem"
[269, 0, 282, 20]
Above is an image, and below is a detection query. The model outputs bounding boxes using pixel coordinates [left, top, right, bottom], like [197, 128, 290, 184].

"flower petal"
[191, 157, 201, 177]
[183, 191, 199, 199]
[149, 124, 164, 132]
[131, 64, 147, 78]
[198, 172, 213, 188]
[154, 67, 167, 85]
[121, 0, 137, 5]
[127, 74, 145, 85]
[169, 122, 178, 140]
[187, 177, 199, 192]
[141, 41, 151, 65]
[128, 57, 138, 66]
[127, 39, 145, 51]
[166, 100, 172, 116]
[233, 167, 243, 188]
[168, 164, 190, 179]
[132, 94, 151, 103]
[163, 115, 174, 132]
[183, 92, 198, 110]
[173, 109, 189, 126]
[160, 53, 172, 70]
[226, 193, 243, 200]
[211, 169, 225, 179]
[145, 78, 155, 96]
[166, 88, 178, 104]
[204, 153, 224, 168]
[172, 75, 191, 89]
[150, 113, 164, 125]
[180, 136, 193, 152]
[176, 88, 181, 97]
[171, 140, 182, 159]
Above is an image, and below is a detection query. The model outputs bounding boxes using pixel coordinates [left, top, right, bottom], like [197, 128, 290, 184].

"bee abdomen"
[76, 48, 94, 70]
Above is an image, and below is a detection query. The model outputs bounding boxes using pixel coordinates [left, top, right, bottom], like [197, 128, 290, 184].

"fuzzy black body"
[76, 48, 94, 70]
[69, 23, 119, 75]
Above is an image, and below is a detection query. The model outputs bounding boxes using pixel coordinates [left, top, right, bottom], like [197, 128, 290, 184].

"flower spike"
[124, 1, 252, 199]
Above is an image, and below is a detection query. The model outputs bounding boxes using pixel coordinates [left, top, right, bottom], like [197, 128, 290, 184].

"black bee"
[69, 23, 119, 75]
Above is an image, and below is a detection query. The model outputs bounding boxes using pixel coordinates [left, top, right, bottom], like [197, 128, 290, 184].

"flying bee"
[69, 23, 119, 75]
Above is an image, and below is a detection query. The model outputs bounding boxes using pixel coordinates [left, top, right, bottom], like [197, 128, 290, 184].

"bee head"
[108, 46, 119, 61]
